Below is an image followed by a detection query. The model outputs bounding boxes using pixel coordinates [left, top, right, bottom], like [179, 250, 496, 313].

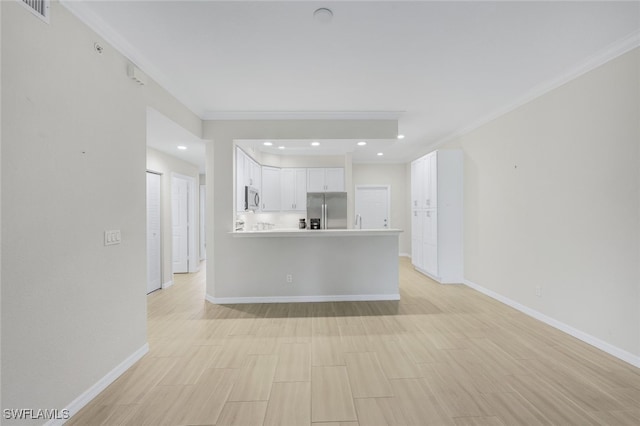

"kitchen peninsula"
[205, 228, 402, 304]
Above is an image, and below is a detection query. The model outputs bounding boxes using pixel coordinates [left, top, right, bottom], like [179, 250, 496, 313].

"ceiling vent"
[20, 0, 50, 23]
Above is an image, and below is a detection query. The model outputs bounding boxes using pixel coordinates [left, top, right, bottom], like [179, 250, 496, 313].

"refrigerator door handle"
[322, 203, 326, 229]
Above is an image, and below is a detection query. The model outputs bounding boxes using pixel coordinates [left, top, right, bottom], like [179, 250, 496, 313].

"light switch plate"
[104, 230, 121, 246]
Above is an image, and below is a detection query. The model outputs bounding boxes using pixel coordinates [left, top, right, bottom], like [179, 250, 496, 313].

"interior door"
[147, 172, 162, 293]
[355, 186, 390, 229]
[172, 176, 189, 274]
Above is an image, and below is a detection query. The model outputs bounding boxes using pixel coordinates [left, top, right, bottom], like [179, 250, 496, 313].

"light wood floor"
[69, 258, 640, 425]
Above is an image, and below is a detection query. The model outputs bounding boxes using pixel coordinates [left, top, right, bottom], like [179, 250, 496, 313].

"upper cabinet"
[236, 147, 262, 212]
[261, 166, 281, 212]
[307, 168, 344, 192]
[281, 168, 307, 211]
[411, 153, 438, 210]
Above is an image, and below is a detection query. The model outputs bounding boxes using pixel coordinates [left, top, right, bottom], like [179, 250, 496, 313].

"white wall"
[352, 164, 410, 255]
[441, 48, 640, 360]
[1, 1, 201, 423]
[205, 119, 397, 300]
[146, 147, 200, 283]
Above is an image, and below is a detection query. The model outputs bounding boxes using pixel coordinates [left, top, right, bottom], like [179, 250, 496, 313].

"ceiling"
[62, 1, 640, 168]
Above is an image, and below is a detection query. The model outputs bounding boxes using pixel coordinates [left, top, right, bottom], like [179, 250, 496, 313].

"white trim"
[206, 293, 400, 305]
[399, 252, 410, 258]
[47, 344, 149, 426]
[59, 1, 203, 117]
[414, 266, 462, 285]
[162, 280, 174, 289]
[463, 278, 640, 369]
[202, 111, 404, 121]
[425, 30, 640, 154]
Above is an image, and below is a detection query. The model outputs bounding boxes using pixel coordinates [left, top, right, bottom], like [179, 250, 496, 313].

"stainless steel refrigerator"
[307, 192, 348, 229]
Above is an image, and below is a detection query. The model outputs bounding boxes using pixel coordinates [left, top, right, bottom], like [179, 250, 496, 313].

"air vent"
[20, 0, 50, 23]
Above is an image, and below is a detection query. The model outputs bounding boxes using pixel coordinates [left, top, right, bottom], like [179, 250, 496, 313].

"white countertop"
[231, 228, 403, 237]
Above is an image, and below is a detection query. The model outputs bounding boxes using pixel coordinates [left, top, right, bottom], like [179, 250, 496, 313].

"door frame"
[354, 185, 391, 229]
[199, 184, 206, 261]
[172, 172, 197, 273]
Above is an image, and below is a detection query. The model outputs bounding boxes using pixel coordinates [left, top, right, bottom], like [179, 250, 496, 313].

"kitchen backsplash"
[237, 212, 307, 231]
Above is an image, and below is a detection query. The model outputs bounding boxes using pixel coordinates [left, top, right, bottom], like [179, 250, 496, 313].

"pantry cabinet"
[410, 150, 463, 283]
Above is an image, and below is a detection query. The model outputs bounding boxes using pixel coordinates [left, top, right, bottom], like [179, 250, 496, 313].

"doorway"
[146, 171, 162, 294]
[354, 185, 390, 229]
[172, 173, 195, 274]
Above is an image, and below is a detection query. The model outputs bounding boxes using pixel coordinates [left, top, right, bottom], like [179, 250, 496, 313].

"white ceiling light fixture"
[263, 141, 273, 146]
[377, 152, 384, 156]
[357, 141, 367, 146]
[177, 145, 187, 150]
[311, 141, 320, 146]
[278, 146, 285, 150]
[313, 7, 333, 24]
[397, 134, 405, 140]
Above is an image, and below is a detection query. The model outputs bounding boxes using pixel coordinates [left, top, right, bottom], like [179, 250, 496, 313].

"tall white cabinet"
[411, 150, 463, 284]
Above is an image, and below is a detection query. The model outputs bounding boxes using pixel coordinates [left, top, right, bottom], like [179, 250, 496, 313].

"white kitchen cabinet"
[261, 166, 281, 211]
[307, 168, 344, 192]
[281, 168, 307, 211]
[410, 150, 463, 283]
[236, 147, 262, 212]
[410, 157, 424, 209]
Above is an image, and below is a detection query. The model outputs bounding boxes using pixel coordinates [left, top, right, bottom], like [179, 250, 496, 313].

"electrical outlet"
[535, 286, 542, 297]
[286, 274, 293, 283]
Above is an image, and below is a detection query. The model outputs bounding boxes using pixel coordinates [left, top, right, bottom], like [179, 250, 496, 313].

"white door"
[355, 186, 390, 229]
[172, 176, 189, 274]
[147, 172, 162, 294]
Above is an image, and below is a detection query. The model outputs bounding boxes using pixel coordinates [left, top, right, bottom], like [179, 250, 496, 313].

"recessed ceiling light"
[177, 145, 187, 150]
[357, 141, 367, 146]
[263, 141, 273, 146]
[397, 134, 405, 140]
[311, 141, 320, 146]
[313, 8, 333, 23]
[278, 146, 285, 150]
[377, 152, 384, 156]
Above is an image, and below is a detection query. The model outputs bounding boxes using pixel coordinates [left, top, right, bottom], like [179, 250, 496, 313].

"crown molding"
[427, 29, 640, 153]
[59, 0, 205, 118]
[202, 111, 404, 121]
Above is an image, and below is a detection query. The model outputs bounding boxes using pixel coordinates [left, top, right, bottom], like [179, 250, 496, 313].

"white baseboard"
[47, 343, 149, 426]
[162, 280, 173, 289]
[206, 293, 400, 305]
[463, 278, 640, 369]
[399, 252, 411, 258]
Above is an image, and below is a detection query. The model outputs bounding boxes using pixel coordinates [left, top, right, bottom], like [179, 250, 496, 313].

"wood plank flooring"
[69, 258, 640, 425]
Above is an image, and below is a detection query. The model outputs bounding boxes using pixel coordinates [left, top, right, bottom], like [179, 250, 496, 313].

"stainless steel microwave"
[244, 186, 260, 211]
